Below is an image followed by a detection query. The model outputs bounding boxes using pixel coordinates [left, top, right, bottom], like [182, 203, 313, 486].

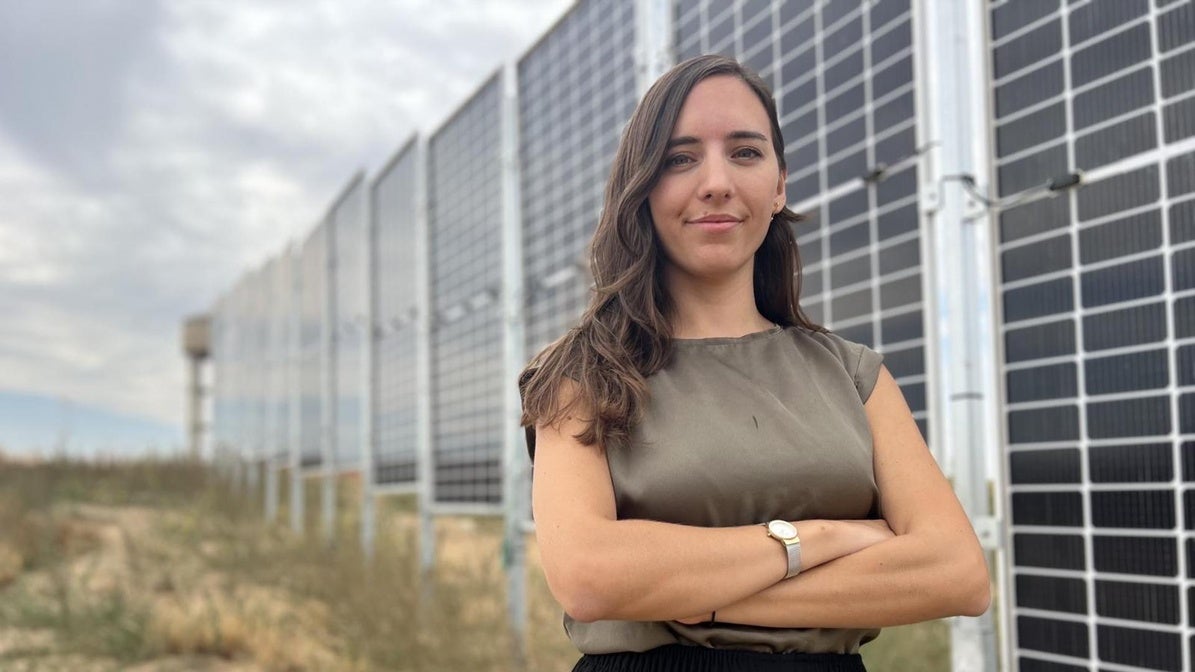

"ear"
[774, 168, 787, 210]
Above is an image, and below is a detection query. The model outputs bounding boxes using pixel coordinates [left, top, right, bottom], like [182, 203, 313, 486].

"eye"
[663, 153, 694, 168]
[733, 146, 765, 160]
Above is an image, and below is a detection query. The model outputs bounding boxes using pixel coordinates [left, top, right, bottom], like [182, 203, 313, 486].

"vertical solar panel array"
[673, 0, 929, 441]
[232, 281, 249, 464]
[244, 276, 257, 462]
[258, 267, 272, 465]
[245, 273, 262, 464]
[223, 281, 241, 462]
[267, 254, 292, 464]
[428, 74, 504, 507]
[235, 274, 257, 465]
[991, 1, 1195, 670]
[518, 0, 638, 357]
[257, 268, 272, 466]
[250, 268, 269, 466]
[333, 179, 367, 471]
[373, 142, 420, 486]
[298, 224, 326, 470]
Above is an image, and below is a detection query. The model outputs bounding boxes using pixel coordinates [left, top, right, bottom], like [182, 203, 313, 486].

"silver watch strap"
[783, 536, 802, 579]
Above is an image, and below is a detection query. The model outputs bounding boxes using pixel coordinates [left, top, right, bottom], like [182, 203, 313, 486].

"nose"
[699, 155, 733, 202]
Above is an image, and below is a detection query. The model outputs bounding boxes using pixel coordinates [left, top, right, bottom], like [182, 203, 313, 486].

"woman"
[519, 55, 989, 672]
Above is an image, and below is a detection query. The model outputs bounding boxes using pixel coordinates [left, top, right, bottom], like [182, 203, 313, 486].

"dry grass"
[146, 583, 344, 670]
[0, 457, 957, 671]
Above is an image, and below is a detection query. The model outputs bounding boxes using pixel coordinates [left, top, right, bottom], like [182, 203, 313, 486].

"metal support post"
[291, 466, 304, 534]
[917, 0, 1003, 669]
[635, 0, 673, 94]
[265, 458, 278, 522]
[499, 61, 529, 669]
[414, 138, 437, 575]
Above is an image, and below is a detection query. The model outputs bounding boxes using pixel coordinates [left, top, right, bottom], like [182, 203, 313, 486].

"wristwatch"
[764, 520, 802, 579]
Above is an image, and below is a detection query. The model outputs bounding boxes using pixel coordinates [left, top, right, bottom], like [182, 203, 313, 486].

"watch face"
[768, 520, 797, 540]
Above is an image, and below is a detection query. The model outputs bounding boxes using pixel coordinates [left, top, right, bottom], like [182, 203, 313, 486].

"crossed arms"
[531, 365, 990, 627]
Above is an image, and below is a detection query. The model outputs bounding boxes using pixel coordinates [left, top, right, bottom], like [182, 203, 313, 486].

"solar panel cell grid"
[993, 2, 1195, 665]
[373, 145, 420, 486]
[428, 75, 504, 507]
[299, 226, 325, 469]
[519, 0, 636, 360]
[333, 181, 366, 470]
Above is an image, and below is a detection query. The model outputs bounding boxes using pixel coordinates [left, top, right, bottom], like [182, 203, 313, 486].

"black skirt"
[572, 645, 866, 672]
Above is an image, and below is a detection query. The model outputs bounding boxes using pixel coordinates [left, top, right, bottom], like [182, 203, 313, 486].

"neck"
[665, 263, 773, 339]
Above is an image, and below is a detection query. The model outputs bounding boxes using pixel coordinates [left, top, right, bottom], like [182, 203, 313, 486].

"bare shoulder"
[531, 377, 616, 525]
[863, 366, 919, 433]
[533, 378, 598, 453]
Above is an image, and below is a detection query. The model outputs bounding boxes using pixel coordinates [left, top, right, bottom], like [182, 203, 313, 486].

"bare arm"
[693, 366, 991, 627]
[532, 381, 891, 623]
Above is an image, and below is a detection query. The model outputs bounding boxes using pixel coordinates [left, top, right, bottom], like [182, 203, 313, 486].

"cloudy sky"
[0, 0, 572, 456]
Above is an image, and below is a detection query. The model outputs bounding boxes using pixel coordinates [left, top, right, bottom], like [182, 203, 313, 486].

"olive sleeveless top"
[523, 325, 886, 655]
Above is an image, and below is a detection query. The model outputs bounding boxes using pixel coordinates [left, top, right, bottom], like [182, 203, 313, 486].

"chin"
[679, 259, 751, 280]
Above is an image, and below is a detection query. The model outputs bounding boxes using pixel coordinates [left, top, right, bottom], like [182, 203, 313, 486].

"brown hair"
[519, 55, 825, 455]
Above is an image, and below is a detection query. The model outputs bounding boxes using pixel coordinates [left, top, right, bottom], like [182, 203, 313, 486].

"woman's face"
[647, 75, 786, 284]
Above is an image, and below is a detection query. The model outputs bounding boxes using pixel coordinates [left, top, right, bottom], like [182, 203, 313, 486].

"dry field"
[0, 457, 950, 671]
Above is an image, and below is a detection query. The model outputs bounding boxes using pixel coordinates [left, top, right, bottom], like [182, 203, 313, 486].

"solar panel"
[514, 0, 640, 527]
[299, 222, 327, 470]
[225, 279, 242, 461]
[518, 0, 638, 358]
[991, 0, 1195, 669]
[238, 272, 262, 464]
[266, 254, 291, 464]
[373, 140, 421, 486]
[227, 277, 246, 462]
[428, 73, 505, 508]
[213, 288, 239, 462]
[331, 177, 368, 471]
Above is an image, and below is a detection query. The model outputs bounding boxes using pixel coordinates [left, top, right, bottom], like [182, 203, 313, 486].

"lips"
[688, 214, 741, 224]
[686, 214, 742, 232]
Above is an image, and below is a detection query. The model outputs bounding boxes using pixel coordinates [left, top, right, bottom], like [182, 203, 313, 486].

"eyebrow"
[666, 130, 769, 149]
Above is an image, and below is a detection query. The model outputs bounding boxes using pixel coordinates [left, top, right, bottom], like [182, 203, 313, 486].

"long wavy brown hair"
[519, 55, 825, 455]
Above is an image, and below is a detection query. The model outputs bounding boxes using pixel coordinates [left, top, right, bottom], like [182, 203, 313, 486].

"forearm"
[553, 518, 868, 622]
[715, 532, 990, 628]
